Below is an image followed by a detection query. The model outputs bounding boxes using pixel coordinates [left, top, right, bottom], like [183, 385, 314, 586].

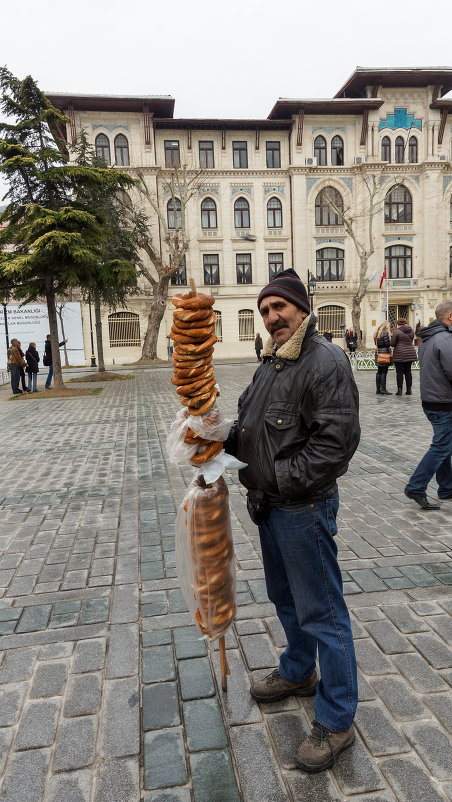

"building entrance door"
[388, 303, 410, 329]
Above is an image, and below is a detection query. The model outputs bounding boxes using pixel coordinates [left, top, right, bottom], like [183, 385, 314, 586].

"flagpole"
[386, 276, 389, 321]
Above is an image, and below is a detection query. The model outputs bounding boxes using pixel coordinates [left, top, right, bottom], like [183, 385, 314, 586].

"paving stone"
[265, 616, 287, 647]
[229, 724, 289, 802]
[382, 604, 430, 633]
[80, 598, 110, 624]
[30, 661, 68, 698]
[111, 584, 139, 623]
[73, 639, 106, 673]
[371, 675, 427, 720]
[64, 673, 102, 717]
[0, 647, 39, 683]
[173, 626, 207, 659]
[212, 649, 262, 725]
[408, 632, 452, 669]
[425, 614, 452, 645]
[234, 619, 266, 636]
[53, 716, 97, 771]
[398, 565, 441, 586]
[247, 579, 269, 603]
[0, 682, 27, 725]
[0, 726, 14, 776]
[94, 759, 140, 802]
[184, 698, 228, 751]
[354, 638, 397, 675]
[286, 771, 343, 802]
[393, 652, 449, 693]
[267, 711, 310, 767]
[0, 748, 49, 802]
[241, 633, 279, 670]
[142, 629, 172, 647]
[143, 645, 176, 683]
[178, 657, 215, 701]
[353, 607, 385, 622]
[332, 735, 387, 795]
[355, 701, 410, 756]
[143, 682, 180, 730]
[143, 791, 191, 802]
[380, 755, 446, 802]
[403, 720, 452, 780]
[365, 620, 414, 654]
[47, 769, 92, 802]
[100, 677, 139, 757]
[0, 607, 22, 621]
[190, 749, 240, 802]
[106, 623, 139, 678]
[14, 699, 60, 749]
[358, 672, 377, 702]
[144, 728, 187, 790]
[348, 570, 388, 592]
[423, 691, 452, 733]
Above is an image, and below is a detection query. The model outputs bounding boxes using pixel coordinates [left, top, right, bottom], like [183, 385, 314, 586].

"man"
[43, 334, 68, 389]
[404, 300, 452, 510]
[254, 332, 263, 361]
[7, 338, 26, 395]
[224, 268, 360, 772]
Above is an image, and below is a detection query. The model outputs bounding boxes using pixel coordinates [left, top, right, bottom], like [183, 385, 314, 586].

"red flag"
[379, 266, 387, 289]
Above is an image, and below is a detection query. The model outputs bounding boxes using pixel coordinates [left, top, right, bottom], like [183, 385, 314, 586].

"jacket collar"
[261, 312, 315, 361]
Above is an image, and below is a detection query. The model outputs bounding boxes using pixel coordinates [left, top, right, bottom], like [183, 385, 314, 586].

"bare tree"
[134, 166, 204, 361]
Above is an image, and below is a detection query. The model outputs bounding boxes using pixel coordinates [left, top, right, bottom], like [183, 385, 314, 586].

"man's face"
[259, 295, 307, 346]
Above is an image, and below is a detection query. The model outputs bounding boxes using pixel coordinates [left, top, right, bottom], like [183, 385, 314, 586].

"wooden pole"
[219, 635, 230, 692]
[189, 278, 197, 295]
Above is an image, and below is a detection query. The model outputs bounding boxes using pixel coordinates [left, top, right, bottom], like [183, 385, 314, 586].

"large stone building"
[47, 67, 452, 363]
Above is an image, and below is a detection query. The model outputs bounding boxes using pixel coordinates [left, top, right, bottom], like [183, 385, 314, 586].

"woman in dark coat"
[390, 318, 417, 396]
[323, 329, 333, 343]
[255, 332, 263, 361]
[345, 328, 358, 353]
[374, 321, 392, 395]
[25, 342, 40, 392]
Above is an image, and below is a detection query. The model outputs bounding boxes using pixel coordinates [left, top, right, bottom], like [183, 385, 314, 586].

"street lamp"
[87, 294, 97, 368]
[1, 300, 9, 349]
[307, 271, 317, 311]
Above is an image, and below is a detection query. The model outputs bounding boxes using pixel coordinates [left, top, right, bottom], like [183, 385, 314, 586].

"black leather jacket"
[225, 316, 360, 508]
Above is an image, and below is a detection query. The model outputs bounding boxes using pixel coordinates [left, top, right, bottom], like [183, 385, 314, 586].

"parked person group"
[390, 318, 417, 395]
[6, 334, 67, 394]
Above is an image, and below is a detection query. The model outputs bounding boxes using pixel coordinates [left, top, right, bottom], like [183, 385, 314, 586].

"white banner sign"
[0, 302, 85, 367]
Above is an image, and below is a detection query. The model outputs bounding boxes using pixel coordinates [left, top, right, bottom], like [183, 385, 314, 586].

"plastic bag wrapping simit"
[175, 475, 236, 641]
[167, 408, 198, 465]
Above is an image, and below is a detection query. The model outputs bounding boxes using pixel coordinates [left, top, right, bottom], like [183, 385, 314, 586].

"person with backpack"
[25, 342, 40, 392]
[43, 334, 68, 389]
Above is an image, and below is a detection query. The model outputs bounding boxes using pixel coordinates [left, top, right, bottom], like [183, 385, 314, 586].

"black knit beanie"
[257, 268, 310, 314]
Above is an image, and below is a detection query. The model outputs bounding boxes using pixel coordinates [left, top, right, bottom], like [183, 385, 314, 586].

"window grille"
[316, 305, 345, 337]
[238, 309, 254, 341]
[214, 310, 223, 342]
[108, 312, 140, 347]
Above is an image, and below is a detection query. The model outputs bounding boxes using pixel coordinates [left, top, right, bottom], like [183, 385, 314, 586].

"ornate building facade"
[47, 67, 452, 362]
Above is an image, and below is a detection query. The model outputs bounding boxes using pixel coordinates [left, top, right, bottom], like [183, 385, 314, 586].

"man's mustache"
[269, 321, 288, 335]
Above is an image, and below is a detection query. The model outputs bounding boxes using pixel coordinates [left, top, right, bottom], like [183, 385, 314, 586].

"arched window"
[384, 185, 412, 223]
[214, 310, 223, 342]
[114, 134, 130, 166]
[317, 305, 346, 337]
[167, 198, 182, 229]
[316, 248, 345, 281]
[315, 187, 344, 226]
[409, 136, 418, 164]
[108, 311, 140, 347]
[201, 197, 217, 228]
[381, 136, 391, 162]
[385, 245, 412, 279]
[395, 136, 404, 164]
[95, 133, 111, 164]
[331, 135, 344, 166]
[234, 198, 250, 228]
[314, 135, 327, 165]
[267, 197, 282, 228]
[238, 309, 254, 341]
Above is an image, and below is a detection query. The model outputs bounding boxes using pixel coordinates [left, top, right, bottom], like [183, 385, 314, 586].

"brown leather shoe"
[295, 720, 355, 772]
[250, 669, 318, 702]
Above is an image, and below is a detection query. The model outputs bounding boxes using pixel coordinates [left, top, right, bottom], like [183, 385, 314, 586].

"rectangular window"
[233, 141, 248, 168]
[199, 140, 214, 168]
[203, 254, 220, 285]
[164, 140, 180, 168]
[170, 256, 187, 286]
[268, 253, 284, 281]
[266, 141, 281, 168]
[238, 309, 255, 341]
[214, 311, 223, 342]
[236, 253, 252, 284]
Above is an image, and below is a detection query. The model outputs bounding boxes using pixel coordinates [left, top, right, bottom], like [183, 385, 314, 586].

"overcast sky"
[1, 0, 452, 200]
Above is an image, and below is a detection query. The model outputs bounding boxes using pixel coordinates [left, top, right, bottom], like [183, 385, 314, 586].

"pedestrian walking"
[404, 300, 452, 510]
[323, 328, 333, 343]
[6, 338, 26, 395]
[255, 332, 263, 361]
[43, 334, 68, 388]
[25, 342, 40, 392]
[223, 268, 360, 772]
[390, 318, 417, 395]
[345, 328, 358, 353]
[374, 321, 393, 395]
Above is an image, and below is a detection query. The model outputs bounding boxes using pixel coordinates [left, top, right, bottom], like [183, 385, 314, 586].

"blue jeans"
[405, 409, 452, 498]
[258, 495, 358, 732]
[45, 364, 53, 388]
[28, 372, 37, 391]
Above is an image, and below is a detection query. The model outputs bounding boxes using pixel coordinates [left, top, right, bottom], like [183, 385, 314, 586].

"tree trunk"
[94, 293, 105, 372]
[351, 254, 370, 348]
[57, 306, 70, 367]
[46, 280, 64, 390]
[140, 276, 170, 360]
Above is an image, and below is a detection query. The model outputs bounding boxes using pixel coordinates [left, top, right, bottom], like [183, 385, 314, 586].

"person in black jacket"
[254, 332, 263, 361]
[405, 301, 452, 510]
[43, 334, 68, 389]
[374, 321, 393, 395]
[25, 342, 40, 392]
[345, 328, 358, 353]
[223, 268, 360, 773]
[323, 328, 333, 343]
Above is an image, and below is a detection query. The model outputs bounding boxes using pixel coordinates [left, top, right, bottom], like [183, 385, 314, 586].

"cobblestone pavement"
[0, 365, 451, 802]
